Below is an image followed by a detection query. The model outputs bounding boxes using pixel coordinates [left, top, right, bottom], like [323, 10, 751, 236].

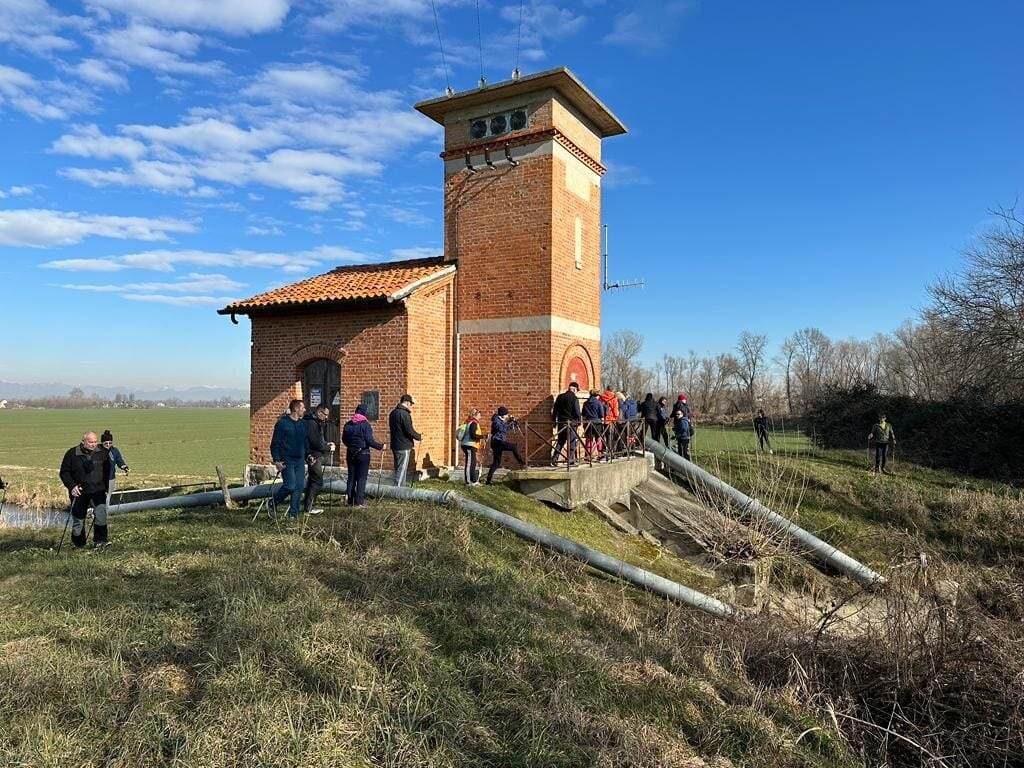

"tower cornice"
[440, 127, 606, 176]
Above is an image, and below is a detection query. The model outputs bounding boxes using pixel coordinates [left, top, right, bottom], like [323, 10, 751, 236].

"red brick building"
[220, 67, 626, 470]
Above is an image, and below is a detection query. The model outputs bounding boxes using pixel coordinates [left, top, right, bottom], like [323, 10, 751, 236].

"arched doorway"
[302, 359, 341, 459]
[563, 355, 590, 391]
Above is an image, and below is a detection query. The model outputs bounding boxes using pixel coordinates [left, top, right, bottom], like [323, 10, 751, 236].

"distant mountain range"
[0, 381, 249, 402]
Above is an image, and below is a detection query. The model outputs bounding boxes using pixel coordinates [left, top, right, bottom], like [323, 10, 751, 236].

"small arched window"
[302, 358, 341, 425]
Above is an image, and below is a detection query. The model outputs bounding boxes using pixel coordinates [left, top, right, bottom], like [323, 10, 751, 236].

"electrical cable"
[429, 0, 452, 94]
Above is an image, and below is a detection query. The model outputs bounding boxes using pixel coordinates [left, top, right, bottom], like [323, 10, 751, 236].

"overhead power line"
[430, 0, 453, 95]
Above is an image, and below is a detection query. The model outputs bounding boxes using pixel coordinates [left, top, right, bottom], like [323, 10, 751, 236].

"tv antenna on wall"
[602, 224, 644, 292]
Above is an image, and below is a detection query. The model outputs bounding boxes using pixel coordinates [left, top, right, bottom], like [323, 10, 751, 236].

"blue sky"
[1, 0, 1020, 389]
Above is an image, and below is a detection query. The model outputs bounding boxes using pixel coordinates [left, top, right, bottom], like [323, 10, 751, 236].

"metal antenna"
[602, 224, 644, 292]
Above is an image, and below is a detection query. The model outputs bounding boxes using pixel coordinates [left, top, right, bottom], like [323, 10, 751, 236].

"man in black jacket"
[303, 404, 336, 515]
[388, 394, 422, 487]
[551, 382, 582, 466]
[59, 431, 111, 549]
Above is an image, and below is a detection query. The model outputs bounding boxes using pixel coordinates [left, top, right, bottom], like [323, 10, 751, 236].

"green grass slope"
[0, 500, 852, 768]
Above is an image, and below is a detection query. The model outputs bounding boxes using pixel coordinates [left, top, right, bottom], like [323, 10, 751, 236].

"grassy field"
[0, 408, 248, 508]
[1, 413, 1023, 765]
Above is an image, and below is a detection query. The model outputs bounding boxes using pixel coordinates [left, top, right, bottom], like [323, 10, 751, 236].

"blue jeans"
[346, 451, 371, 505]
[274, 458, 306, 517]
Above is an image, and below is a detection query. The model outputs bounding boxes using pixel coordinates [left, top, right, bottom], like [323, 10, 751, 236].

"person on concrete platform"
[672, 408, 693, 461]
[753, 409, 773, 454]
[582, 388, 608, 461]
[270, 399, 308, 519]
[388, 394, 422, 487]
[599, 388, 620, 453]
[459, 408, 485, 485]
[868, 413, 896, 474]
[303, 404, 336, 515]
[551, 381, 582, 465]
[656, 396, 671, 447]
[99, 429, 129, 506]
[486, 406, 526, 484]
[342, 404, 384, 507]
[59, 431, 112, 549]
[640, 393, 659, 440]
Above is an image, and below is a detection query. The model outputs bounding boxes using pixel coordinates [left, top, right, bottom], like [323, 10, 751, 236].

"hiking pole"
[56, 499, 73, 554]
[375, 448, 386, 500]
[326, 449, 335, 514]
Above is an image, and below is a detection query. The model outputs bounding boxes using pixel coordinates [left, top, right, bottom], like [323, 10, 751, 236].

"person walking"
[753, 409, 773, 454]
[551, 382, 582, 465]
[342, 403, 384, 506]
[582, 388, 608, 461]
[59, 431, 112, 548]
[640, 393, 659, 440]
[458, 408, 485, 485]
[303, 404, 336, 515]
[672, 408, 693, 461]
[270, 399, 308, 519]
[486, 406, 526, 484]
[99, 430, 129, 506]
[868, 413, 896, 474]
[388, 394, 422, 487]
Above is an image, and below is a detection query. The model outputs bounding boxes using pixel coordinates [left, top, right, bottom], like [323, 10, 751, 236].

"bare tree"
[602, 330, 644, 392]
[734, 331, 768, 410]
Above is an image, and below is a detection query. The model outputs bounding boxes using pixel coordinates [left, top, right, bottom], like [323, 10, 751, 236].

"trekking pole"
[326, 449, 335, 514]
[375, 448, 386, 499]
[56, 500, 73, 554]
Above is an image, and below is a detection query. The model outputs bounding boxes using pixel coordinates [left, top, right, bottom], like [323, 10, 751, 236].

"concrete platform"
[505, 457, 649, 510]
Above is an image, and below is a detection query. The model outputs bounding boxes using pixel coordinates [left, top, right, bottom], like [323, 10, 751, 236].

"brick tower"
[415, 68, 626, 449]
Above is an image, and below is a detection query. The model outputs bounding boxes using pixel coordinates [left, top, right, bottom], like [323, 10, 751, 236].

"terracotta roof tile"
[219, 256, 453, 315]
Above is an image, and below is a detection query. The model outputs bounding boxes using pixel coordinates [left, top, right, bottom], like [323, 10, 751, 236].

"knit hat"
[355, 404, 367, 416]
[100, 430, 113, 442]
[678, 394, 688, 402]
[497, 406, 509, 416]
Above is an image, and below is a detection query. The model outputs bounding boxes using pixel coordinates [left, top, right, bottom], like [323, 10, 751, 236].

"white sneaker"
[308, 508, 324, 516]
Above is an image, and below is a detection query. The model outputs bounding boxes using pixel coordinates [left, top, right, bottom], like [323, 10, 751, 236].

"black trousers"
[303, 457, 324, 512]
[462, 445, 479, 483]
[70, 489, 108, 547]
[874, 443, 889, 470]
[553, 422, 578, 464]
[756, 429, 771, 451]
[346, 451, 371, 505]
[675, 438, 691, 461]
[487, 439, 525, 484]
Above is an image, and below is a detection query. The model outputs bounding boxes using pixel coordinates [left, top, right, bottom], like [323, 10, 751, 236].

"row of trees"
[8, 389, 247, 409]
[602, 206, 1024, 416]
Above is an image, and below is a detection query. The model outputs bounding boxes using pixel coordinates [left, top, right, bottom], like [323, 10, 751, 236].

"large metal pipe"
[105, 475, 734, 618]
[449, 493, 735, 618]
[646, 438, 886, 586]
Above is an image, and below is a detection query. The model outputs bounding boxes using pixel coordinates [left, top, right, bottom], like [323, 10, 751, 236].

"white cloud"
[0, 185, 35, 199]
[51, 124, 146, 160]
[603, 1, 693, 49]
[125, 293, 239, 306]
[63, 161, 197, 191]
[602, 161, 653, 189]
[390, 246, 441, 260]
[1, 209, 195, 248]
[123, 118, 287, 154]
[0, 0, 80, 55]
[87, 0, 291, 34]
[312, 0, 435, 31]
[41, 246, 368, 274]
[38, 258, 127, 271]
[72, 58, 129, 90]
[0, 64, 80, 120]
[243, 63, 367, 103]
[95, 24, 225, 76]
[246, 225, 283, 236]
[58, 272, 245, 293]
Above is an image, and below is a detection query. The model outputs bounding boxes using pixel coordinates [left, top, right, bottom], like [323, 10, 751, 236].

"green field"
[0, 408, 249, 507]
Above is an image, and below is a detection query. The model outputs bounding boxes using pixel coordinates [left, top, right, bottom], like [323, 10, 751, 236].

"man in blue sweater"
[270, 399, 309, 518]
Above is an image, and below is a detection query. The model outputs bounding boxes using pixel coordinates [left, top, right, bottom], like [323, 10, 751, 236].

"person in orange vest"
[599, 389, 619, 454]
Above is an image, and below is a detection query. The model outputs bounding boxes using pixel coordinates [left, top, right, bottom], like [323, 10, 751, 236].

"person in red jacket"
[599, 389, 620, 454]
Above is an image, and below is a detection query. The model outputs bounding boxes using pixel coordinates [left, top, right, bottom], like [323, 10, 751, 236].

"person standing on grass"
[672, 408, 693, 461]
[458, 408, 484, 485]
[551, 381, 582, 465]
[656, 397, 671, 448]
[302, 404, 336, 516]
[388, 394, 421, 487]
[270, 399, 308, 518]
[486, 407, 526, 484]
[342, 403, 384, 507]
[868, 413, 896, 474]
[59, 431, 111, 549]
[100, 429, 129, 506]
[753, 409, 773, 454]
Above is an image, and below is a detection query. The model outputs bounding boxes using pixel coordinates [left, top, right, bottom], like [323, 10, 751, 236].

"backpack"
[456, 422, 468, 440]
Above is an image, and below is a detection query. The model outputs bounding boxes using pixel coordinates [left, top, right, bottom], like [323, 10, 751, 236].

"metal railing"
[488, 418, 646, 470]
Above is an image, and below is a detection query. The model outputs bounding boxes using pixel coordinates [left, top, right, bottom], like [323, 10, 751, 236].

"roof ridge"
[330, 255, 445, 274]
